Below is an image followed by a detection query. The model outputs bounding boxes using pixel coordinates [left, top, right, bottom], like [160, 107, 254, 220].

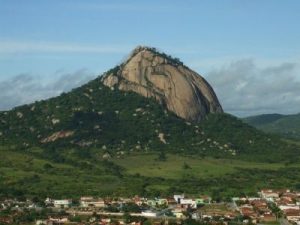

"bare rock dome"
[102, 46, 223, 122]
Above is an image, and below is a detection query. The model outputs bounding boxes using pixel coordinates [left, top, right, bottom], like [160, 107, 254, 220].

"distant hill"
[244, 113, 300, 140]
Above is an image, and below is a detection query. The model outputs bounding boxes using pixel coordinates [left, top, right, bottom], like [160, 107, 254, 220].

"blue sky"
[1, 0, 300, 116]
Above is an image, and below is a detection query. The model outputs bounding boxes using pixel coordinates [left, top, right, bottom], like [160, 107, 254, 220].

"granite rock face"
[102, 46, 223, 122]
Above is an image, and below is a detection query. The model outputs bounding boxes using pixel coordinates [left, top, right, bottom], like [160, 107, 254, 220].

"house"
[260, 213, 276, 222]
[141, 210, 159, 218]
[248, 197, 262, 201]
[277, 197, 295, 206]
[279, 205, 299, 211]
[260, 189, 279, 199]
[239, 205, 258, 219]
[167, 197, 177, 205]
[53, 199, 72, 208]
[285, 209, 300, 222]
[130, 222, 142, 225]
[133, 196, 146, 206]
[282, 192, 297, 199]
[36, 220, 52, 225]
[174, 194, 185, 203]
[48, 217, 69, 224]
[251, 199, 270, 213]
[195, 196, 211, 205]
[278, 189, 291, 194]
[172, 207, 185, 219]
[180, 198, 197, 208]
[101, 218, 111, 223]
[80, 196, 105, 208]
[44, 198, 53, 206]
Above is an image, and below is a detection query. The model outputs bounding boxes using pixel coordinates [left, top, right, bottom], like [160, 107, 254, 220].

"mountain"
[1, 46, 300, 198]
[102, 46, 223, 122]
[244, 113, 300, 140]
[0, 46, 298, 162]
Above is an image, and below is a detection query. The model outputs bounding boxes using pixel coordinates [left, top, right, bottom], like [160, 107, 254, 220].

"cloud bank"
[0, 60, 300, 117]
[205, 59, 300, 117]
[0, 69, 97, 111]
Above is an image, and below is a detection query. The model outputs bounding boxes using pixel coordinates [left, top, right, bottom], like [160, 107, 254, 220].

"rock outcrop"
[102, 46, 223, 122]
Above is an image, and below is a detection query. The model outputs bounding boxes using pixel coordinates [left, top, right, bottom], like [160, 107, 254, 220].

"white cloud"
[0, 69, 97, 111]
[204, 59, 300, 117]
[1, 55, 300, 117]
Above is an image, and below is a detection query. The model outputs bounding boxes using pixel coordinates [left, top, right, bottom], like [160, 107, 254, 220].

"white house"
[80, 197, 105, 208]
[44, 198, 53, 206]
[174, 194, 185, 203]
[180, 199, 197, 208]
[141, 210, 158, 218]
[36, 220, 49, 225]
[259, 189, 279, 199]
[279, 205, 299, 211]
[53, 199, 72, 208]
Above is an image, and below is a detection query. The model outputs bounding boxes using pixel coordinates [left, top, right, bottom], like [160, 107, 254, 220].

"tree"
[123, 212, 132, 223]
[43, 163, 53, 170]
[183, 162, 191, 170]
[157, 151, 166, 161]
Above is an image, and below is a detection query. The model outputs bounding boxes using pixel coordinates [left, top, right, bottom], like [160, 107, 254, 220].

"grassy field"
[284, 138, 300, 146]
[2, 146, 300, 199]
[0, 146, 121, 198]
[112, 153, 291, 179]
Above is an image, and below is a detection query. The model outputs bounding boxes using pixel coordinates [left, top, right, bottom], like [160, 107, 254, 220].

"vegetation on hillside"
[0, 67, 300, 198]
[0, 74, 299, 163]
[1, 146, 300, 200]
[244, 113, 300, 140]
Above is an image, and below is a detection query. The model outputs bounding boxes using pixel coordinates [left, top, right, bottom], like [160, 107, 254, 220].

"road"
[66, 209, 175, 220]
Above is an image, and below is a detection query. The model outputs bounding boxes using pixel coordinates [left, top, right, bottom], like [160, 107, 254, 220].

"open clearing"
[112, 153, 292, 179]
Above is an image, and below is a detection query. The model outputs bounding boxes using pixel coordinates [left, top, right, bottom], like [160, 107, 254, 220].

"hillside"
[0, 76, 298, 163]
[244, 113, 300, 140]
[1, 47, 300, 198]
[2, 146, 300, 199]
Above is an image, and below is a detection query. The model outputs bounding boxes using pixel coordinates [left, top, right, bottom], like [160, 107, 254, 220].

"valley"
[2, 145, 300, 200]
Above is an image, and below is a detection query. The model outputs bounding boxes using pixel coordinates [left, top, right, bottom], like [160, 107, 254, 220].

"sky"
[0, 0, 300, 117]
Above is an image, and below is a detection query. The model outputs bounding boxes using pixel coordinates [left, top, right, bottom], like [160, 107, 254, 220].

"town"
[1, 189, 300, 225]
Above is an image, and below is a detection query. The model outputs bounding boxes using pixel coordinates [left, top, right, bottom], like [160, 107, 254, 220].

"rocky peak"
[102, 46, 223, 122]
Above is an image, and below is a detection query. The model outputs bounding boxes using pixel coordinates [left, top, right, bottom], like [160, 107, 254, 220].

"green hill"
[1, 50, 300, 199]
[244, 113, 300, 140]
[0, 75, 299, 163]
[2, 145, 300, 200]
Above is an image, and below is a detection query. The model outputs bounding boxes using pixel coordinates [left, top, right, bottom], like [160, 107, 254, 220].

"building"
[195, 196, 211, 205]
[285, 209, 300, 222]
[53, 199, 72, 208]
[180, 199, 197, 208]
[172, 207, 185, 219]
[260, 189, 279, 199]
[80, 197, 105, 208]
[260, 213, 276, 222]
[174, 194, 185, 203]
[279, 205, 299, 211]
[141, 210, 159, 218]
